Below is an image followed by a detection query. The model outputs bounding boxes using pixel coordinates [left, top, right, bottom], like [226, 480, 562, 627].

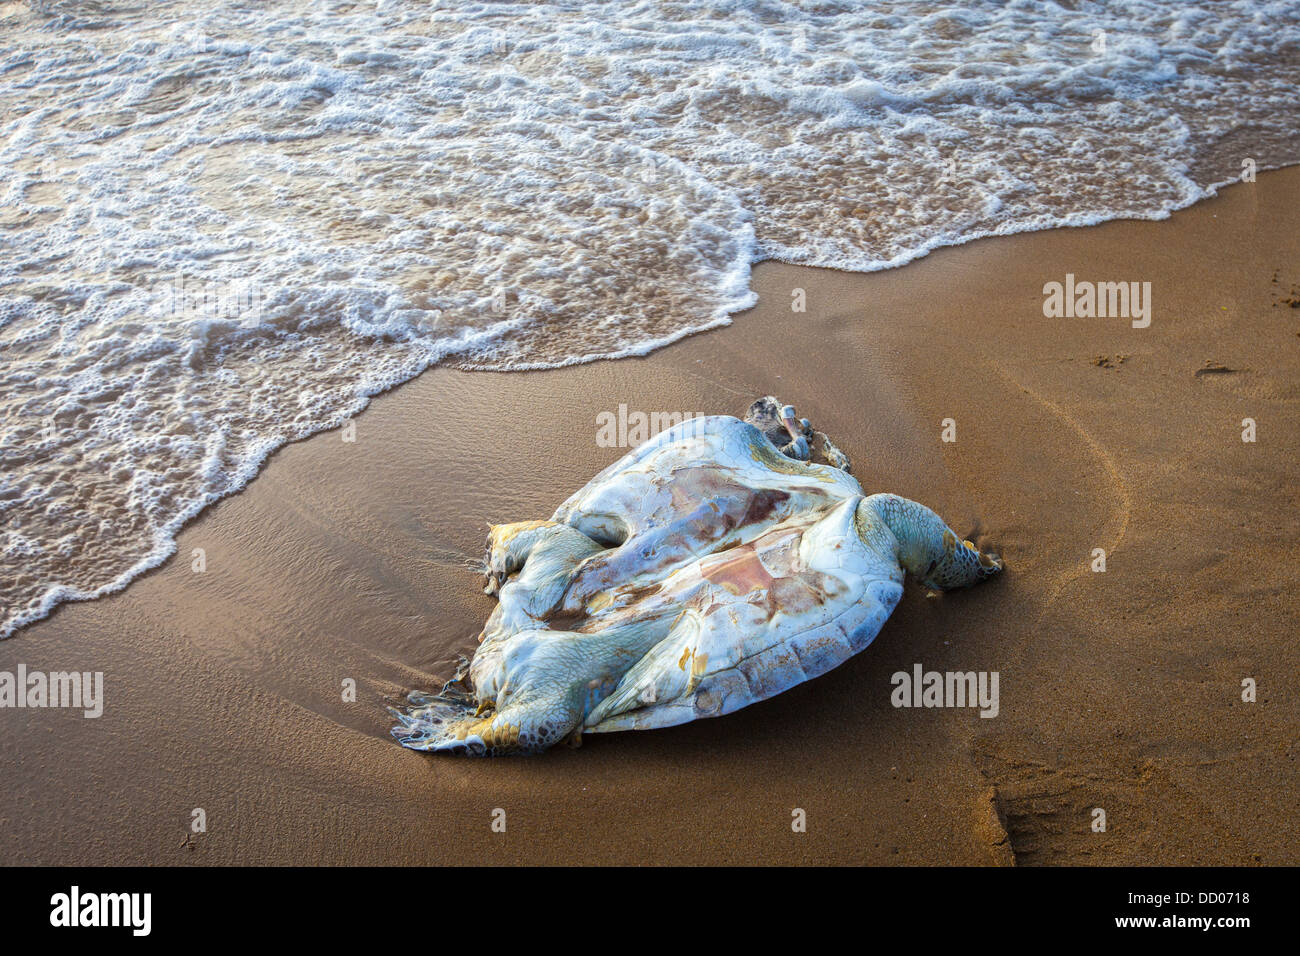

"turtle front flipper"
[860, 493, 1003, 590]
[813, 430, 852, 472]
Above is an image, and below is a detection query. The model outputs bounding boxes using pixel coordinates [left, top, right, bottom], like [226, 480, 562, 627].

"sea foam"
[1, 0, 1298, 637]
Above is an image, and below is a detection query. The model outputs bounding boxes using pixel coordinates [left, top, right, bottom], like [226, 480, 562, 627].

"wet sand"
[2, 168, 1297, 866]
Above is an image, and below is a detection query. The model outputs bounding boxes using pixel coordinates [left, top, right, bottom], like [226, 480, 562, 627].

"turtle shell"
[538, 416, 905, 733]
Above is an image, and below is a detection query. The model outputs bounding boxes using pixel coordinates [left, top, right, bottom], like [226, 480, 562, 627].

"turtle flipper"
[482, 520, 591, 593]
[583, 611, 703, 728]
[482, 519, 603, 608]
[396, 619, 670, 755]
[390, 687, 579, 756]
[814, 430, 852, 472]
[861, 493, 1003, 590]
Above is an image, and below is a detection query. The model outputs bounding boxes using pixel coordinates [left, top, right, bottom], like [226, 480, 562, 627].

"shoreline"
[2, 168, 1297, 865]
[6, 165, 1294, 643]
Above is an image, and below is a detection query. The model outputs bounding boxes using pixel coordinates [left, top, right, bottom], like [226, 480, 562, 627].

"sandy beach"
[2, 167, 1296, 866]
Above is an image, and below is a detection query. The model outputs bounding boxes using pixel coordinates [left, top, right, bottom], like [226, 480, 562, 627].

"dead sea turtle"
[391, 399, 1002, 755]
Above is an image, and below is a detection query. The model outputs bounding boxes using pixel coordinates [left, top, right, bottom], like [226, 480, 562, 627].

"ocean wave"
[2, 0, 1298, 637]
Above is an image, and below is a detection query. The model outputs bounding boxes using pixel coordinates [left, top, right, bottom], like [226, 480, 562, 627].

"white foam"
[1, 0, 1297, 637]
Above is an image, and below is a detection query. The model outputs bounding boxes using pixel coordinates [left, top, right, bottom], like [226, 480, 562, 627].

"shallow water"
[2, 0, 1298, 637]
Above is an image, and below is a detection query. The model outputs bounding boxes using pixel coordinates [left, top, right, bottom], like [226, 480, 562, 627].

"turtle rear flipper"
[390, 688, 577, 756]
[394, 618, 671, 755]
